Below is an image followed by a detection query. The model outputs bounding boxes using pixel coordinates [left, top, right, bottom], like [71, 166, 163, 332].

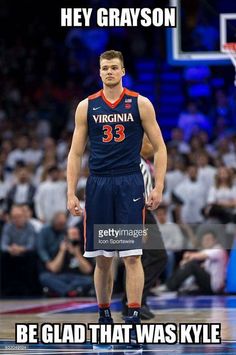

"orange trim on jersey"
[83, 208, 87, 252]
[101, 88, 126, 109]
[88, 90, 102, 100]
[124, 88, 139, 97]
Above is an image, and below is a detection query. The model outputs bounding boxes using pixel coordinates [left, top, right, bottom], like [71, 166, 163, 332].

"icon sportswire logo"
[93, 106, 101, 111]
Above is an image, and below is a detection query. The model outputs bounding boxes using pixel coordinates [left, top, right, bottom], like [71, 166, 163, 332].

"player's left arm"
[138, 95, 167, 210]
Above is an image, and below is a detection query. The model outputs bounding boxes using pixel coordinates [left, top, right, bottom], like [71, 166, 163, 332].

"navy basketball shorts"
[83, 171, 145, 258]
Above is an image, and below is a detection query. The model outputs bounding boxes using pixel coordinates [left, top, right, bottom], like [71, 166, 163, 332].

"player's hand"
[67, 195, 83, 216]
[146, 187, 162, 210]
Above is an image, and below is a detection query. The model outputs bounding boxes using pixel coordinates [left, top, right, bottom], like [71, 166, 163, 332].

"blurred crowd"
[1, 0, 236, 298]
[0, 118, 236, 296]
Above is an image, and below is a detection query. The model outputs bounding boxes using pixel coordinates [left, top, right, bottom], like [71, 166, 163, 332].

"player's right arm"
[67, 99, 88, 216]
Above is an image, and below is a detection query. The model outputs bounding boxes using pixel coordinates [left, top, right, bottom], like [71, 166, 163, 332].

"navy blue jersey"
[87, 87, 144, 174]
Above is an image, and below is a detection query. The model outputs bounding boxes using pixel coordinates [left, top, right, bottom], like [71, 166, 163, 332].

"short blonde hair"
[100, 50, 124, 67]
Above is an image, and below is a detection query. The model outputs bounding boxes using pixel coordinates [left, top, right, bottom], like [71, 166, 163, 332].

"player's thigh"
[115, 172, 145, 224]
[85, 175, 115, 224]
[84, 176, 115, 254]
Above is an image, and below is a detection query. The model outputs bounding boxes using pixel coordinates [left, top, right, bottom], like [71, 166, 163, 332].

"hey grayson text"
[61, 8, 176, 27]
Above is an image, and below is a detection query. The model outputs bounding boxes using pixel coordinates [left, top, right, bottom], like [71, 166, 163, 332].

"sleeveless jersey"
[87, 87, 144, 174]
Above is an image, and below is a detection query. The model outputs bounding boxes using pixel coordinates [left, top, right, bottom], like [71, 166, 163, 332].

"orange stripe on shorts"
[142, 207, 146, 225]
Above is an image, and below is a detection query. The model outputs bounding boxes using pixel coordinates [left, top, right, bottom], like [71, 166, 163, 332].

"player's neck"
[102, 84, 124, 103]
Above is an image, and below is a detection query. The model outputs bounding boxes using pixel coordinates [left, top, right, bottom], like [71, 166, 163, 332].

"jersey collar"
[101, 88, 126, 109]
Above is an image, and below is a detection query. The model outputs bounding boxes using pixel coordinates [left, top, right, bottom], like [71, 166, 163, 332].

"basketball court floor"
[0, 294, 236, 354]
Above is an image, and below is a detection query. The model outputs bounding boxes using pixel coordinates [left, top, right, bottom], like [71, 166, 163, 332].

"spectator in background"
[178, 102, 211, 141]
[198, 130, 216, 158]
[6, 166, 35, 212]
[25, 138, 43, 168]
[1, 139, 13, 158]
[213, 116, 231, 141]
[165, 155, 187, 198]
[42, 137, 57, 158]
[1, 205, 36, 253]
[188, 135, 205, 156]
[211, 90, 232, 124]
[37, 213, 93, 297]
[33, 137, 58, 183]
[6, 135, 30, 170]
[56, 133, 70, 165]
[169, 128, 190, 154]
[21, 203, 43, 232]
[156, 204, 184, 279]
[173, 164, 205, 225]
[197, 151, 216, 196]
[0, 164, 10, 216]
[33, 152, 57, 186]
[217, 137, 236, 169]
[34, 165, 67, 223]
[205, 166, 236, 223]
[195, 223, 228, 250]
[156, 232, 228, 295]
[0, 205, 39, 296]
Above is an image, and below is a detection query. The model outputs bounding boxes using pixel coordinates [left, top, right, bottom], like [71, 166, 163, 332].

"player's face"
[100, 58, 125, 87]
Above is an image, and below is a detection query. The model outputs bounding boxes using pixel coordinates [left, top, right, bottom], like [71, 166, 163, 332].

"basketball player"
[67, 50, 167, 347]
